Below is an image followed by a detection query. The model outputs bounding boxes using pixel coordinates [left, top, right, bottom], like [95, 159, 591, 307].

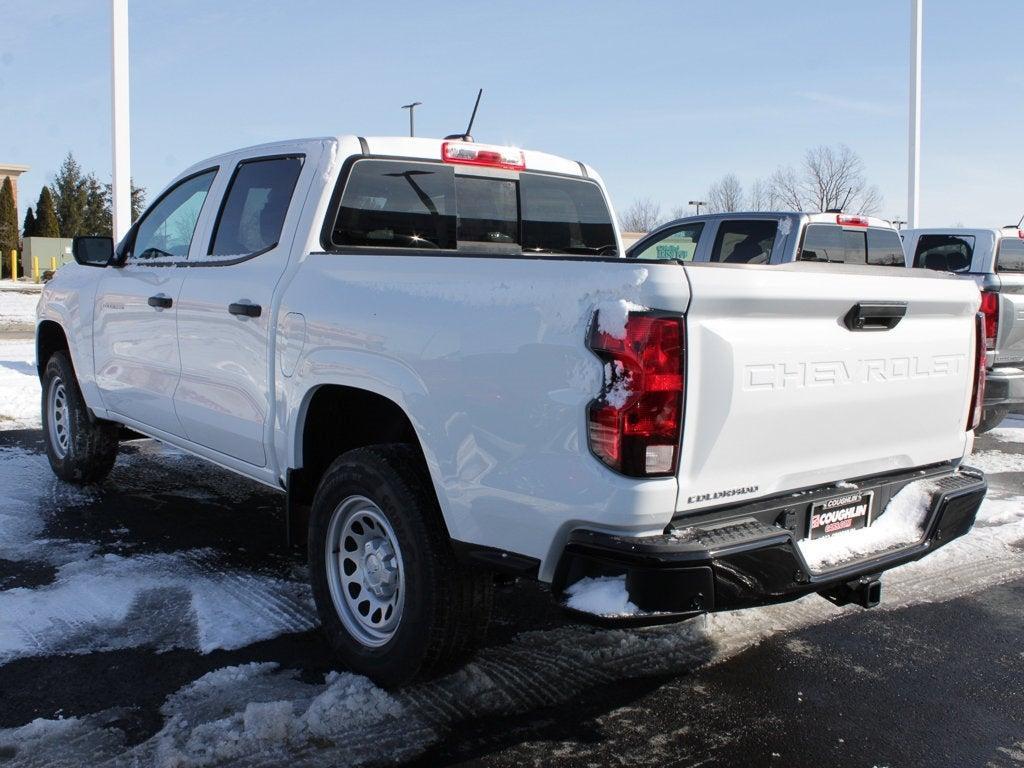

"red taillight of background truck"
[587, 312, 685, 477]
[980, 290, 999, 350]
[968, 311, 987, 431]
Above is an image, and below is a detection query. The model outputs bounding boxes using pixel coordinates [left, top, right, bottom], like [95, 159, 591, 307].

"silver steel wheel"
[325, 495, 405, 647]
[47, 376, 71, 460]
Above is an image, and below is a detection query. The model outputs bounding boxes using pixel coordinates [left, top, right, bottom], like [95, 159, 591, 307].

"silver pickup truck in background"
[903, 227, 1024, 432]
[626, 212, 906, 267]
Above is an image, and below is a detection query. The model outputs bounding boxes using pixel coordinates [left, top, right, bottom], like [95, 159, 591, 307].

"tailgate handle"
[843, 302, 907, 331]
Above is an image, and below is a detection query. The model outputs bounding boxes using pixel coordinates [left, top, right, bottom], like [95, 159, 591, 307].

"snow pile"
[0, 340, 41, 429]
[0, 288, 39, 332]
[798, 479, 937, 571]
[976, 496, 1024, 526]
[565, 575, 640, 616]
[0, 549, 316, 664]
[964, 449, 1024, 475]
[595, 298, 648, 339]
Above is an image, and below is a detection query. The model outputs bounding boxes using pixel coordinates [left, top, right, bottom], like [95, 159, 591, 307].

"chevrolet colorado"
[38, 136, 987, 685]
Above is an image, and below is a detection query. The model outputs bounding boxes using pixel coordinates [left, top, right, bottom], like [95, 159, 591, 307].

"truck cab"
[903, 226, 1024, 431]
[626, 211, 905, 267]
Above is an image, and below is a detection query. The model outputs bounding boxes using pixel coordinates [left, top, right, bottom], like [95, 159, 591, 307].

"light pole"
[111, 0, 131, 243]
[401, 102, 422, 138]
[907, 0, 923, 228]
[892, 217, 907, 230]
[689, 200, 707, 215]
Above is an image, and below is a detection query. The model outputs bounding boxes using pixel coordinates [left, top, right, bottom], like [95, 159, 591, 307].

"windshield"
[330, 160, 617, 255]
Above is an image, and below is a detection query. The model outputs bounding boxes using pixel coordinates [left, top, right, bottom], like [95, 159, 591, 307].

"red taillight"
[968, 312, 987, 431]
[441, 141, 525, 171]
[980, 290, 999, 350]
[587, 312, 685, 476]
[836, 214, 870, 228]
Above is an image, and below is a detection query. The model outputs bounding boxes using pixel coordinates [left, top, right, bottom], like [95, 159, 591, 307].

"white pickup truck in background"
[37, 135, 987, 685]
[904, 226, 1024, 432]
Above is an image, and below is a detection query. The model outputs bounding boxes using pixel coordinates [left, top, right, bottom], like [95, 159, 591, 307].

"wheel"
[976, 406, 1010, 434]
[42, 351, 119, 483]
[308, 444, 493, 687]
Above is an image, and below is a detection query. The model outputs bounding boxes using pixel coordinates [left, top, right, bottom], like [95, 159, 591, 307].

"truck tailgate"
[675, 262, 979, 513]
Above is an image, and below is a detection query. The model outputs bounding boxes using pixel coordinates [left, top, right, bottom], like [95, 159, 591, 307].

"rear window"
[866, 228, 906, 266]
[913, 234, 975, 272]
[709, 220, 777, 263]
[329, 159, 616, 255]
[997, 238, 1024, 272]
[800, 224, 904, 266]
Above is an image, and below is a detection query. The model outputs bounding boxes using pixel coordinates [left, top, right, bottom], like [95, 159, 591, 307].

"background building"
[0, 163, 30, 212]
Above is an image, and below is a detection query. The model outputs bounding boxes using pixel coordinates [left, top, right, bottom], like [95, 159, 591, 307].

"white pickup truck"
[39, 136, 987, 685]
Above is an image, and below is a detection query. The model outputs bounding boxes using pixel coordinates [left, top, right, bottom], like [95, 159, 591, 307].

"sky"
[2, 0, 1022, 230]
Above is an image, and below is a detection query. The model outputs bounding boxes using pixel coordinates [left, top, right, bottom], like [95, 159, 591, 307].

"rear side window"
[710, 220, 777, 263]
[800, 224, 865, 264]
[866, 228, 905, 266]
[997, 238, 1024, 272]
[913, 234, 975, 272]
[329, 160, 617, 255]
[631, 223, 704, 261]
[210, 156, 304, 257]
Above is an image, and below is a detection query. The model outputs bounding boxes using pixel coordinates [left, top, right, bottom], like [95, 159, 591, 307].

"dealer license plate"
[808, 492, 873, 540]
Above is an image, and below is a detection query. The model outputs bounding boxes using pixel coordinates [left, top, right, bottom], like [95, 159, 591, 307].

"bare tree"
[619, 198, 662, 232]
[768, 144, 881, 215]
[668, 205, 689, 220]
[747, 177, 777, 211]
[706, 174, 744, 213]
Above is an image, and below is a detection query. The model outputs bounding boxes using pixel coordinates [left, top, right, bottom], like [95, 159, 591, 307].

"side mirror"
[72, 236, 114, 267]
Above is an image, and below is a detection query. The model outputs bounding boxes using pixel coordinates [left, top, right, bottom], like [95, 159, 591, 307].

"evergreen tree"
[0, 178, 18, 277]
[34, 187, 60, 238]
[50, 152, 88, 238]
[103, 180, 147, 230]
[81, 174, 111, 236]
[22, 207, 37, 239]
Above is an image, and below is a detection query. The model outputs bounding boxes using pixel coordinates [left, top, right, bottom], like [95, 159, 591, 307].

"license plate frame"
[808, 491, 874, 540]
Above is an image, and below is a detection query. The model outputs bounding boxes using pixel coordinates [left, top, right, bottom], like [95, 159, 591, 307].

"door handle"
[147, 295, 173, 309]
[843, 301, 907, 331]
[228, 302, 262, 318]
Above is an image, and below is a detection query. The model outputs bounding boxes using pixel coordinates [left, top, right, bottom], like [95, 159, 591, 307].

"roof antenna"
[445, 88, 482, 142]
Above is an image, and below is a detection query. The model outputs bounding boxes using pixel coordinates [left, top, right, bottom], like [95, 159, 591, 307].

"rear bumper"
[985, 365, 1024, 407]
[552, 466, 986, 626]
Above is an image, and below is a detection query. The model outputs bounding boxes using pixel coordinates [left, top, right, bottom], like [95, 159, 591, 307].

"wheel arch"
[286, 384, 446, 546]
[36, 319, 70, 378]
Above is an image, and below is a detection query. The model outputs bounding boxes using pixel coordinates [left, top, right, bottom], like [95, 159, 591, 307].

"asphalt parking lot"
[0, 425, 1022, 767]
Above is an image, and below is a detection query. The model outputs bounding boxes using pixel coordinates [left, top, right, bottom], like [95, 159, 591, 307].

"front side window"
[130, 170, 216, 262]
[631, 223, 704, 261]
[997, 237, 1024, 273]
[866, 227, 906, 266]
[210, 156, 304, 257]
[799, 224, 865, 264]
[329, 160, 617, 255]
[710, 220, 778, 263]
[913, 234, 975, 272]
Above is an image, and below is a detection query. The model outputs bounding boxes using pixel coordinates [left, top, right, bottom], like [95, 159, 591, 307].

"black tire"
[976, 406, 1010, 434]
[41, 351, 119, 483]
[308, 444, 493, 687]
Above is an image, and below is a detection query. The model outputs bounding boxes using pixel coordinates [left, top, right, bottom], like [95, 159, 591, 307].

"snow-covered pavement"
[0, 286, 39, 333]
[0, 342, 1022, 766]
